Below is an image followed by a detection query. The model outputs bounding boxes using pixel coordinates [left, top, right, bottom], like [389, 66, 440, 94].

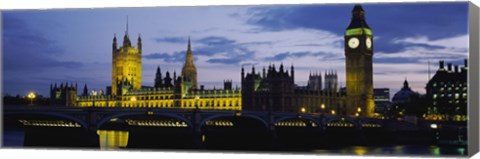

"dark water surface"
[3, 129, 467, 156]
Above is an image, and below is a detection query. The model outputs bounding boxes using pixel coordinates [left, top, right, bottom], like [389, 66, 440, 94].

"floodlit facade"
[241, 64, 347, 114]
[344, 5, 375, 117]
[425, 60, 468, 121]
[59, 24, 241, 110]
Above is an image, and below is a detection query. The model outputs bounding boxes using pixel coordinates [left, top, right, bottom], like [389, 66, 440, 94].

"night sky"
[2, 2, 469, 99]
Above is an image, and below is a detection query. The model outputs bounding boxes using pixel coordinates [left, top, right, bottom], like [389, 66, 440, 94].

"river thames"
[3, 129, 467, 157]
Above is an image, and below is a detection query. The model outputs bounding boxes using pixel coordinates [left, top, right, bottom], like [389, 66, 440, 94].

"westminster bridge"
[3, 106, 461, 150]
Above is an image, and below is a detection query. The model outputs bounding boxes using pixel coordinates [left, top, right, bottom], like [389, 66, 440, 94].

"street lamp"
[194, 95, 200, 110]
[357, 107, 362, 117]
[27, 92, 36, 105]
[300, 107, 306, 113]
[331, 110, 336, 115]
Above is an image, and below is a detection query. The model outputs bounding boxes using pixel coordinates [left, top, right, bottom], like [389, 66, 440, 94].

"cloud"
[153, 37, 187, 43]
[205, 47, 255, 65]
[197, 36, 236, 46]
[143, 51, 185, 63]
[375, 34, 468, 63]
[2, 15, 83, 72]
[194, 36, 255, 64]
[243, 5, 350, 33]
[242, 3, 468, 54]
[263, 51, 311, 61]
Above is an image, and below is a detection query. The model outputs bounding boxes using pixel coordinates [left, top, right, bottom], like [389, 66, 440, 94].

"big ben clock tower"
[345, 4, 374, 117]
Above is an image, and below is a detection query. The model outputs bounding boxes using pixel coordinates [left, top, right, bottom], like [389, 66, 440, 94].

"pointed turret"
[188, 36, 191, 51]
[241, 66, 245, 83]
[113, 34, 117, 52]
[173, 70, 177, 85]
[83, 84, 88, 96]
[137, 34, 142, 54]
[262, 66, 266, 78]
[402, 78, 411, 91]
[347, 4, 370, 30]
[164, 70, 172, 87]
[290, 64, 294, 83]
[155, 66, 163, 88]
[123, 16, 131, 47]
[280, 63, 284, 73]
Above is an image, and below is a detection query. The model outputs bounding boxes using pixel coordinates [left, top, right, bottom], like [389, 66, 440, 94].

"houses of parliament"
[49, 5, 376, 117]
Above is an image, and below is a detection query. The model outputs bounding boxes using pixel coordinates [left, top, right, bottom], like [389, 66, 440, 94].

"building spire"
[126, 16, 129, 36]
[188, 36, 191, 51]
[347, 4, 370, 30]
[182, 36, 197, 89]
[403, 77, 409, 90]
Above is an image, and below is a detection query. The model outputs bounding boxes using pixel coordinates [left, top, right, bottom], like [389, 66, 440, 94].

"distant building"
[392, 80, 419, 104]
[373, 88, 390, 114]
[324, 71, 338, 92]
[241, 64, 347, 114]
[307, 71, 322, 91]
[425, 60, 467, 121]
[49, 83, 78, 106]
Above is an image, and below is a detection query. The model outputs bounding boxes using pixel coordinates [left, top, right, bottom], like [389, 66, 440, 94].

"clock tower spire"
[344, 4, 374, 117]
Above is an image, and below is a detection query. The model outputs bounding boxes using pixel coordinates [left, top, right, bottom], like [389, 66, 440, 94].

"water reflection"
[312, 145, 466, 156]
[353, 146, 367, 155]
[3, 128, 467, 156]
[97, 130, 129, 150]
[457, 147, 466, 155]
[431, 145, 441, 156]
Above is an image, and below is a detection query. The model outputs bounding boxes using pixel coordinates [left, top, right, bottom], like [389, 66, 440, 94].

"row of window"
[182, 100, 240, 107]
[432, 93, 467, 99]
[122, 95, 174, 101]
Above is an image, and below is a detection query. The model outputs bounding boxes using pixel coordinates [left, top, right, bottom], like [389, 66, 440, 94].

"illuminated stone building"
[54, 5, 373, 115]
[344, 4, 375, 117]
[49, 83, 78, 106]
[307, 71, 322, 91]
[241, 64, 295, 112]
[71, 28, 240, 110]
[241, 64, 347, 114]
[373, 88, 391, 114]
[324, 70, 338, 92]
[111, 25, 142, 96]
[425, 60, 467, 121]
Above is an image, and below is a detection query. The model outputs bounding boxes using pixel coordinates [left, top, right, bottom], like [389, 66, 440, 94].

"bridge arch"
[358, 118, 384, 128]
[199, 114, 268, 128]
[4, 112, 89, 131]
[324, 116, 360, 128]
[274, 116, 321, 128]
[97, 112, 193, 130]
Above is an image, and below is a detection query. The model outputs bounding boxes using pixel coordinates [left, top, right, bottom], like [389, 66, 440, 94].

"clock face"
[366, 37, 372, 49]
[348, 37, 360, 49]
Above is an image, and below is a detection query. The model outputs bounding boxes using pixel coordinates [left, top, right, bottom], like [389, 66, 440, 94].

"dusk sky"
[2, 2, 469, 99]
